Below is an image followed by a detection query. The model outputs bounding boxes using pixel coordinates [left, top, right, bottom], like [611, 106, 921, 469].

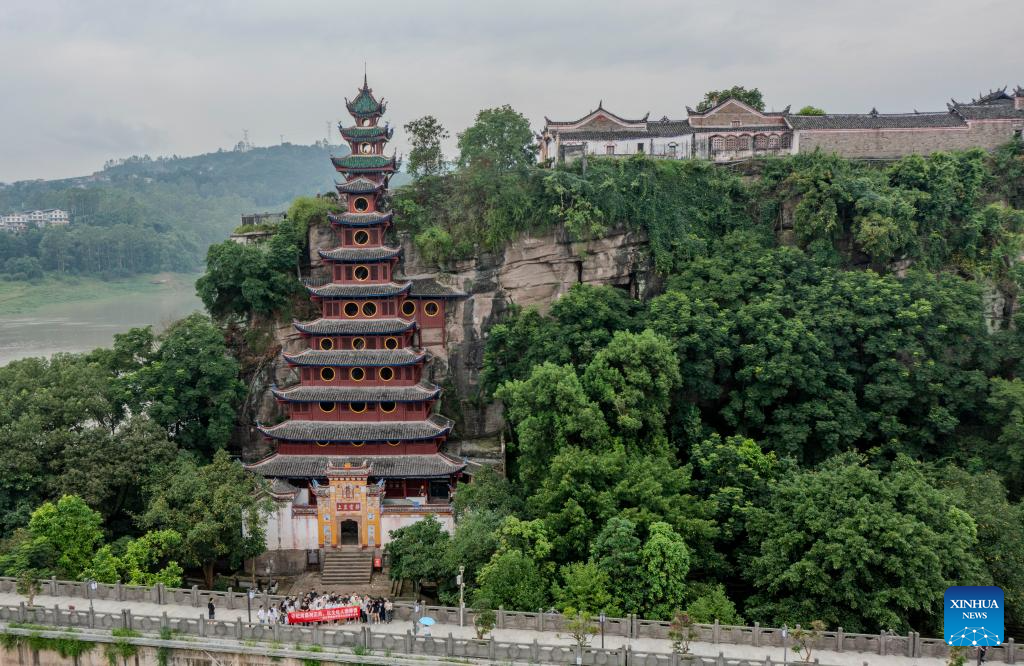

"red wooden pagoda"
[248, 78, 465, 553]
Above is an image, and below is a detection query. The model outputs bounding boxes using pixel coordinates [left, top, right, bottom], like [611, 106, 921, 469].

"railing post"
[879, 630, 886, 656]
[459, 602, 464, 627]
[53, 604, 61, 626]
[49, 575, 57, 596]
[753, 621, 760, 648]
[364, 626, 371, 649]
[538, 608, 544, 631]
[161, 612, 169, 630]
[714, 619, 720, 644]
[88, 607, 95, 629]
[531, 639, 540, 662]
[837, 627, 844, 652]
[497, 606, 505, 629]
[191, 584, 199, 608]
[404, 630, 412, 653]
[446, 633, 453, 656]
[199, 615, 207, 637]
[489, 637, 496, 660]
[906, 631, 913, 657]
[235, 617, 243, 639]
[226, 588, 235, 610]
[115, 581, 123, 602]
[1008, 637, 1015, 664]
[18, 602, 26, 622]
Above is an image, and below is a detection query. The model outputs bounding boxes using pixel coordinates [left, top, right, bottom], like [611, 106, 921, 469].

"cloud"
[0, 0, 1021, 181]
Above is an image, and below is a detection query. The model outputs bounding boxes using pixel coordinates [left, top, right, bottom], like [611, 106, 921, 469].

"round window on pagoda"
[360, 143, 372, 154]
[316, 441, 330, 448]
[319, 401, 336, 413]
[401, 301, 416, 317]
[350, 367, 365, 382]
[353, 197, 370, 212]
[352, 337, 366, 350]
[319, 337, 334, 351]
[354, 230, 370, 245]
[320, 367, 336, 382]
[343, 302, 359, 317]
[384, 337, 399, 350]
[354, 265, 370, 281]
[350, 402, 367, 414]
[380, 401, 397, 413]
[424, 301, 440, 317]
[387, 440, 401, 447]
[379, 367, 394, 382]
[352, 441, 366, 447]
[362, 302, 378, 317]
[360, 118, 370, 127]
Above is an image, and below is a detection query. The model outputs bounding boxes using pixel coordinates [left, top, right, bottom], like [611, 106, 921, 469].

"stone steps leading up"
[321, 548, 372, 586]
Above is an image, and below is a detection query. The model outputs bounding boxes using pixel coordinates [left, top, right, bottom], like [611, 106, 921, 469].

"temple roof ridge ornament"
[345, 76, 387, 117]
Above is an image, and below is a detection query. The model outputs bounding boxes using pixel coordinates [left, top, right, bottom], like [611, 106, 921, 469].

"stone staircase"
[321, 548, 373, 587]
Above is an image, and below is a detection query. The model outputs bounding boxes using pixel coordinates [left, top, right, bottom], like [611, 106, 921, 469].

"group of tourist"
[254, 592, 394, 625]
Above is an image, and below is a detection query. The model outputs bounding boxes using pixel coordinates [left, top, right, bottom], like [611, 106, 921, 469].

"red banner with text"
[286, 606, 360, 624]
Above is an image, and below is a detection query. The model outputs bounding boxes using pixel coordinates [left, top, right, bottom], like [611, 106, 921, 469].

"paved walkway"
[0, 591, 945, 666]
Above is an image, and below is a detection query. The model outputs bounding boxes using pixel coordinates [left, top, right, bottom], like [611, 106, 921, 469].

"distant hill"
[0, 142, 412, 281]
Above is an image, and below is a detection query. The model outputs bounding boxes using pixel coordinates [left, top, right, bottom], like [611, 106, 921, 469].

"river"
[0, 275, 204, 366]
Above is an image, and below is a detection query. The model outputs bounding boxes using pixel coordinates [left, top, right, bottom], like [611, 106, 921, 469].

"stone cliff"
[240, 221, 656, 465]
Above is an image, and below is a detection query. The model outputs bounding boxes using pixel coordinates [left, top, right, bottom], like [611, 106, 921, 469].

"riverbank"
[0, 272, 203, 365]
[0, 272, 201, 316]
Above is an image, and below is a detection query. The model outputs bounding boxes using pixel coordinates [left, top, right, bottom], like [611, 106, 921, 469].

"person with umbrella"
[419, 616, 435, 637]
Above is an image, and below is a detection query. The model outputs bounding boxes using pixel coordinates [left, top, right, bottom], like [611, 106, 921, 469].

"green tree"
[385, 515, 451, 594]
[474, 549, 549, 611]
[552, 562, 619, 616]
[640, 522, 691, 620]
[745, 454, 985, 633]
[591, 518, 644, 615]
[27, 495, 104, 579]
[796, 106, 825, 116]
[404, 115, 449, 177]
[696, 86, 765, 112]
[457, 105, 536, 171]
[121, 314, 244, 455]
[451, 467, 523, 520]
[686, 583, 742, 625]
[138, 450, 272, 589]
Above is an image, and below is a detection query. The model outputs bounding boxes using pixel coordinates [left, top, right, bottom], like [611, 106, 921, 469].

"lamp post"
[457, 566, 465, 627]
[782, 625, 788, 666]
[247, 589, 255, 624]
[87, 580, 96, 611]
[599, 612, 606, 649]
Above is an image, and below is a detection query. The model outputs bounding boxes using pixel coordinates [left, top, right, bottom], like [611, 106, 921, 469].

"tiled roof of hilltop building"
[545, 101, 649, 127]
[304, 280, 411, 299]
[788, 112, 967, 130]
[328, 211, 394, 226]
[292, 318, 416, 336]
[282, 348, 426, 367]
[271, 380, 441, 403]
[247, 451, 465, 478]
[951, 100, 1024, 121]
[255, 414, 454, 445]
[691, 124, 793, 134]
[408, 278, 465, 298]
[556, 130, 656, 141]
[336, 177, 386, 195]
[318, 245, 402, 263]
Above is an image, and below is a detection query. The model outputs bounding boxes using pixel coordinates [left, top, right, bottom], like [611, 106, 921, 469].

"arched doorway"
[339, 520, 360, 546]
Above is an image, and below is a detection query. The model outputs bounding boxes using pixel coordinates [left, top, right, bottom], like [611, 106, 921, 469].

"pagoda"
[247, 78, 465, 556]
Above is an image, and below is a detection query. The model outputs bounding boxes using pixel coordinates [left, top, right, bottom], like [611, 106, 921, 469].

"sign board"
[336, 502, 361, 512]
[944, 586, 1004, 646]
[287, 606, 360, 624]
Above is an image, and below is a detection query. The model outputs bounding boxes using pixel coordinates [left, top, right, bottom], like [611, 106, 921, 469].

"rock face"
[242, 222, 656, 464]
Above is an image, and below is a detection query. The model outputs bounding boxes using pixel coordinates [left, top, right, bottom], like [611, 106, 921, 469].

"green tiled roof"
[340, 125, 392, 139]
[346, 84, 385, 116]
[331, 155, 397, 172]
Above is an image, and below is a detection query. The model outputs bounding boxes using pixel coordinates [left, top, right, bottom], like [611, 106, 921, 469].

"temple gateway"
[247, 78, 465, 571]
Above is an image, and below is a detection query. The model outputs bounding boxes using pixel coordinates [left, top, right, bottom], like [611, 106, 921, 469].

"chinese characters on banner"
[286, 606, 361, 624]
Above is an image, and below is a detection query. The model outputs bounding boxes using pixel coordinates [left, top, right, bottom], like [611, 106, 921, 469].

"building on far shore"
[540, 86, 1024, 164]
[0, 208, 70, 232]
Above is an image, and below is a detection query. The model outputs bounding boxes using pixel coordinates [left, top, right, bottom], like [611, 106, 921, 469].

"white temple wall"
[265, 500, 319, 551]
[380, 513, 455, 545]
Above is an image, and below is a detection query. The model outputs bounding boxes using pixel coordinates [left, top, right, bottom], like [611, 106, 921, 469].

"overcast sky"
[1, 0, 1022, 182]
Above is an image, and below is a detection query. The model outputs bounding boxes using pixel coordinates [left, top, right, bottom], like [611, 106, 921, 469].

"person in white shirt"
[257, 606, 266, 624]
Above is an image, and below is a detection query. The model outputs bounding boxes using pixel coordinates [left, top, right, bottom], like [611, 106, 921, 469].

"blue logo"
[944, 586, 1004, 647]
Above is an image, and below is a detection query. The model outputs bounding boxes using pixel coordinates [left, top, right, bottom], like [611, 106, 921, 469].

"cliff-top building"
[541, 86, 1024, 164]
[247, 78, 465, 572]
